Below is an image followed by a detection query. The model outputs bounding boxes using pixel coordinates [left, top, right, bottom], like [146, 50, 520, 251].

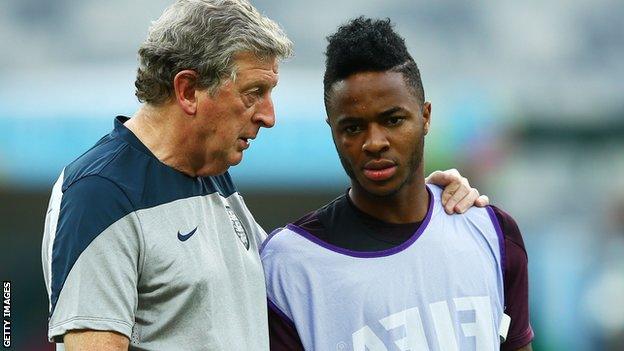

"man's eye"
[344, 125, 362, 134]
[387, 117, 404, 126]
[248, 88, 261, 96]
[243, 89, 261, 106]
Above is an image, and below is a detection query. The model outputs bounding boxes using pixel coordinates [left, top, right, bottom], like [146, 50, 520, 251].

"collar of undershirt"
[343, 189, 423, 242]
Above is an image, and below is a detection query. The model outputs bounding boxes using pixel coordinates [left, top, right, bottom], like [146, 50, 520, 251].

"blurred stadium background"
[1, 0, 623, 350]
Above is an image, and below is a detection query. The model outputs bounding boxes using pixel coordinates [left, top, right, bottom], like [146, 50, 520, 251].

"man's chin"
[356, 178, 402, 198]
[228, 152, 244, 167]
[201, 154, 241, 176]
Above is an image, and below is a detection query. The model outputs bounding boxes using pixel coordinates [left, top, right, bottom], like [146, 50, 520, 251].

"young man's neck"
[348, 175, 429, 224]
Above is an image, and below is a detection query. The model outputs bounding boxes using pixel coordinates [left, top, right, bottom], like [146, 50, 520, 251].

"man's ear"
[173, 70, 200, 115]
[422, 101, 432, 135]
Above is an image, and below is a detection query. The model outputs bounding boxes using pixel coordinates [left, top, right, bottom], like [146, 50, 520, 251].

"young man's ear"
[173, 70, 200, 115]
[422, 102, 432, 135]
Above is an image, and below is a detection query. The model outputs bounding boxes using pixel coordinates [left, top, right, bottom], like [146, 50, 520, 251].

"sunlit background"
[1, 0, 623, 350]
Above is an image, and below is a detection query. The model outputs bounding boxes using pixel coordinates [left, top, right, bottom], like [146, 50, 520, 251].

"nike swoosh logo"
[177, 227, 198, 242]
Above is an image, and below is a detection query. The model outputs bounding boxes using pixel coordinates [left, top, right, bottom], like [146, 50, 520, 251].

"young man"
[262, 18, 533, 350]
[41, 2, 485, 350]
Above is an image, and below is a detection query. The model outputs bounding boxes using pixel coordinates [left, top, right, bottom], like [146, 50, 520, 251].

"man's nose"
[362, 124, 390, 155]
[253, 94, 276, 128]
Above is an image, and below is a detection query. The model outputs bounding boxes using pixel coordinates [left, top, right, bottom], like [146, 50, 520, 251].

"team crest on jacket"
[225, 205, 249, 249]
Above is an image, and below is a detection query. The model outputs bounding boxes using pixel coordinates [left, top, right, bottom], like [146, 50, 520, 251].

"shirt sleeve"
[43, 175, 143, 342]
[491, 206, 534, 350]
[268, 300, 305, 351]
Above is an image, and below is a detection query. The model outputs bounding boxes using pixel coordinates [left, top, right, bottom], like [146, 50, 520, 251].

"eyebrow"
[336, 116, 363, 127]
[378, 106, 404, 117]
[335, 106, 405, 126]
[241, 75, 279, 92]
[243, 80, 275, 91]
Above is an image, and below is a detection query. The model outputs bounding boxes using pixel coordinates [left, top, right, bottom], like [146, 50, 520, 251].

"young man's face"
[327, 70, 431, 197]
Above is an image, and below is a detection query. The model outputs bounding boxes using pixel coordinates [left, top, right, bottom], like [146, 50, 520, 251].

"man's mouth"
[238, 136, 255, 149]
[362, 159, 397, 182]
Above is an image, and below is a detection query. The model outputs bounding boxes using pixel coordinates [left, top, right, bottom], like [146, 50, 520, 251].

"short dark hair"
[323, 17, 424, 110]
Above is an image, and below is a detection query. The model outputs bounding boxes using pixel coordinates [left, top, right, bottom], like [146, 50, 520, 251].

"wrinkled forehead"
[233, 52, 279, 73]
[230, 52, 279, 86]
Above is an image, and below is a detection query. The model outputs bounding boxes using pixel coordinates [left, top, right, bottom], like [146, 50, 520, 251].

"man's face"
[191, 52, 279, 176]
[327, 71, 431, 197]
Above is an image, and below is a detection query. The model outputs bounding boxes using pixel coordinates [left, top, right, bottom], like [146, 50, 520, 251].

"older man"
[42, 1, 487, 350]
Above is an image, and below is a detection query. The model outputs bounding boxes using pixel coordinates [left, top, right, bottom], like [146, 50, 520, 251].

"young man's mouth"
[362, 160, 397, 181]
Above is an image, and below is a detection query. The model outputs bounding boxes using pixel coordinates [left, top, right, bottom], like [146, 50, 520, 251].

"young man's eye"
[344, 125, 362, 134]
[387, 116, 404, 126]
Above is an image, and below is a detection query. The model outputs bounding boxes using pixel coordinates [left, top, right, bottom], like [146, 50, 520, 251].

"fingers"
[444, 182, 471, 214]
[425, 168, 460, 186]
[429, 168, 491, 214]
[446, 168, 461, 180]
[441, 181, 461, 209]
[453, 188, 481, 214]
[445, 189, 491, 214]
[475, 194, 490, 207]
[424, 170, 441, 184]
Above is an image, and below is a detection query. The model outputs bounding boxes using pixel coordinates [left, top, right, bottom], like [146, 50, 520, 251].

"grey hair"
[135, 0, 293, 104]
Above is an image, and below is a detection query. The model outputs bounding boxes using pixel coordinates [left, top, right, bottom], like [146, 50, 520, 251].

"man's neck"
[348, 176, 429, 224]
[124, 105, 201, 177]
